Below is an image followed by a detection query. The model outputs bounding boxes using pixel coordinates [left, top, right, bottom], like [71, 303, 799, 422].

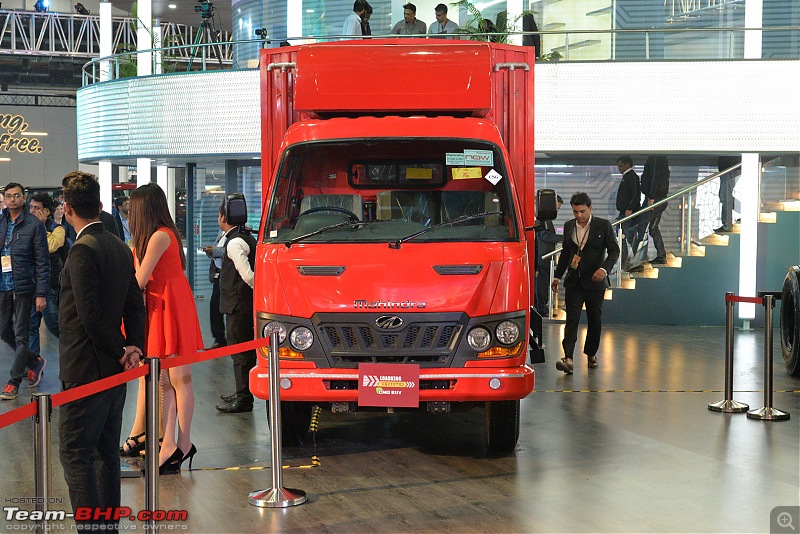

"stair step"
[759, 212, 777, 223]
[688, 243, 706, 257]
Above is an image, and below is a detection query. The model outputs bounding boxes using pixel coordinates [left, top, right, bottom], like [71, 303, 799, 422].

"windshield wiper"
[285, 220, 366, 248]
[389, 212, 500, 249]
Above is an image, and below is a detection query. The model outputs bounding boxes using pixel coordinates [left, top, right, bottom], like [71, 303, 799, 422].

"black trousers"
[225, 309, 256, 403]
[209, 279, 226, 344]
[59, 383, 126, 532]
[562, 283, 605, 359]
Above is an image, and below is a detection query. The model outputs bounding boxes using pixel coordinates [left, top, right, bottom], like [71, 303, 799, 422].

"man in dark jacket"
[551, 192, 619, 374]
[638, 155, 670, 264]
[615, 155, 642, 269]
[58, 171, 145, 532]
[0, 182, 50, 400]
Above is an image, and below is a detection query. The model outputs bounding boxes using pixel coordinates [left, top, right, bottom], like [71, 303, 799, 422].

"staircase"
[547, 209, 799, 327]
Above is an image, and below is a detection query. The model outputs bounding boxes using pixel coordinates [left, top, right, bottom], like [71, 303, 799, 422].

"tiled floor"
[1, 310, 798, 533]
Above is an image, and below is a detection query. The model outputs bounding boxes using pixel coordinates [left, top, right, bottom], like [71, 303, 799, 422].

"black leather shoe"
[216, 399, 254, 413]
[205, 341, 227, 350]
[220, 393, 237, 403]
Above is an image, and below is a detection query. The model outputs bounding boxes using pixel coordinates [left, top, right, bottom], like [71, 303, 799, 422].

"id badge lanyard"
[569, 222, 590, 270]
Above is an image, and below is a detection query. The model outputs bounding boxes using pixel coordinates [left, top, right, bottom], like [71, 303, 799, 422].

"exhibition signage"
[358, 363, 420, 408]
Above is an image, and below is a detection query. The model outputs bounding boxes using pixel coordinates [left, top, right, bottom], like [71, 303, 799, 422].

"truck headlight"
[289, 327, 314, 351]
[467, 327, 491, 351]
[495, 320, 520, 345]
[262, 322, 287, 344]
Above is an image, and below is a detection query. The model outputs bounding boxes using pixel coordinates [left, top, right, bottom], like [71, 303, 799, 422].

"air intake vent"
[297, 266, 346, 276]
[433, 265, 483, 275]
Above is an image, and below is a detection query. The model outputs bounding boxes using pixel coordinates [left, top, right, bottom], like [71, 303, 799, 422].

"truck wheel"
[266, 401, 313, 447]
[780, 266, 800, 377]
[485, 400, 520, 453]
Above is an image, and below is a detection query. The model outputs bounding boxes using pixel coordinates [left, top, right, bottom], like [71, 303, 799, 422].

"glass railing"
[80, 26, 800, 86]
[539, 159, 800, 319]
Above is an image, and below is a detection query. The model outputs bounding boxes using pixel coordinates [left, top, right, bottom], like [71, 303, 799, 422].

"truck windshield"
[262, 138, 519, 244]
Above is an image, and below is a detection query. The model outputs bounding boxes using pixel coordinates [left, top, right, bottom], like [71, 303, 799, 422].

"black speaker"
[536, 189, 558, 222]
[225, 193, 248, 226]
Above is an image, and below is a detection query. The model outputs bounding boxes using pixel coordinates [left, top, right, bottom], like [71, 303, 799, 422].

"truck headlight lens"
[467, 327, 491, 351]
[262, 322, 287, 344]
[289, 327, 314, 351]
[495, 320, 520, 345]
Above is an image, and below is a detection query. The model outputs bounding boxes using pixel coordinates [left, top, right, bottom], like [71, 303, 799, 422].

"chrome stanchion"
[747, 295, 790, 421]
[32, 392, 52, 532]
[145, 358, 161, 529]
[249, 327, 307, 508]
[709, 292, 749, 413]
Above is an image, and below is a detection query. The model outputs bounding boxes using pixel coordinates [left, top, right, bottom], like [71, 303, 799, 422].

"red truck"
[250, 40, 538, 452]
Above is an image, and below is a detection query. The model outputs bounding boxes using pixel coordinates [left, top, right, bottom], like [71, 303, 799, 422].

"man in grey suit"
[58, 171, 145, 532]
[551, 192, 620, 374]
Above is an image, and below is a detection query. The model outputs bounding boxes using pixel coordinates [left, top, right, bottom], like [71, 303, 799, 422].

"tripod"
[187, 16, 223, 71]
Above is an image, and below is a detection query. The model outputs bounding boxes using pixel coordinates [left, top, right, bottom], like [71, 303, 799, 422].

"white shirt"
[75, 220, 103, 240]
[341, 12, 363, 37]
[223, 234, 255, 288]
[572, 215, 592, 247]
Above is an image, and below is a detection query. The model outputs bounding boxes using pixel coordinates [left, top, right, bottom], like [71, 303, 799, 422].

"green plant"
[449, 1, 537, 45]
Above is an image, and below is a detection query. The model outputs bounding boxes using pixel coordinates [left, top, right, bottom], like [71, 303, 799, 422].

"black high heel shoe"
[120, 432, 145, 457]
[158, 447, 184, 475]
[180, 444, 197, 470]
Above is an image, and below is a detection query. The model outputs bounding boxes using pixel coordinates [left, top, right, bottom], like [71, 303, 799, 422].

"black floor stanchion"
[709, 292, 749, 413]
[747, 294, 790, 421]
[32, 392, 52, 532]
[248, 327, 307, 508]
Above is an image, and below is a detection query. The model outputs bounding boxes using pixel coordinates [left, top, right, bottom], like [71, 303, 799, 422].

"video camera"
[254, 28, 269, 39]
[194, 0, 214, 19]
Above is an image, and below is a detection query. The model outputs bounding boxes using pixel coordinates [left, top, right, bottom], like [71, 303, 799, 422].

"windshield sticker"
[485, 169, 502, 185]
[270, 230, 278, 238]
[464, 149, 493, 166]
[446, 153, 465, 166]
[452, 167, 482, 180]
[405, 167, 433, 180]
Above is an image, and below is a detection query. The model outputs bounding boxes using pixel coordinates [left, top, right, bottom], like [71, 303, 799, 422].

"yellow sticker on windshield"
[452, 167, 482, 180]
[406, 167, 433, 180]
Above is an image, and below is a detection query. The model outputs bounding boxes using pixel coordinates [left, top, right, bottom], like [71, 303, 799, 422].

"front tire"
[485, 400, 520, 453]
[780, 266, 800, 377]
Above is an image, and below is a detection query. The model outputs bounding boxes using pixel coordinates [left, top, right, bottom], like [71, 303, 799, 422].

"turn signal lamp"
[477, 341, 524, 359]
[258, 346, 305, 360]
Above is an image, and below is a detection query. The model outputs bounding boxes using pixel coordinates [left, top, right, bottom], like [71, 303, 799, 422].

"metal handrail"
[541, 163, 742, 262]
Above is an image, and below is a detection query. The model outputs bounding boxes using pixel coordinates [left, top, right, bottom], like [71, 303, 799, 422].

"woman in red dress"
[121, 184, 202, 473]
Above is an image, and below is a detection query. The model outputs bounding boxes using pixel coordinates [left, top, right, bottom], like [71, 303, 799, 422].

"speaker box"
[226, 193, 248, 226]
[536, 189, 558, 222]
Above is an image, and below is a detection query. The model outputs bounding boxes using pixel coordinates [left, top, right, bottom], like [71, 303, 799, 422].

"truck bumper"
[249, 365, 535, 403]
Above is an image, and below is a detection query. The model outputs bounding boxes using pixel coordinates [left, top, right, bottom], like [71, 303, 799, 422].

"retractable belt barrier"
[0, 335, 314, 529]
[708, 292, 790, 421]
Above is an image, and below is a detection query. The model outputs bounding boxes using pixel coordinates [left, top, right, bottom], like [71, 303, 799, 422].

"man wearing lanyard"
[551, 192, 619, 374]
[428, 4, 459, 39]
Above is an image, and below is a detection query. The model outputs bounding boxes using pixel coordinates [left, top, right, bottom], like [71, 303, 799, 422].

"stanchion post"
[32, 392, 52, 532]
[709, 292, 749, 413]
[747, 295, 790, 421]
[248, 327, 307, 508]
[145, 358, 161, 529]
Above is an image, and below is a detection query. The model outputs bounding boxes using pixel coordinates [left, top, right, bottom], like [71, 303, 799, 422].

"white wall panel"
[534, 60, 800, 153]
[77, 60, 799, 163]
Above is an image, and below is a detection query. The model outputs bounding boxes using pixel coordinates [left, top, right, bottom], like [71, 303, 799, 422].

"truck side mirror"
[536, 189, 558, 222]
[226, 193, 248, 226]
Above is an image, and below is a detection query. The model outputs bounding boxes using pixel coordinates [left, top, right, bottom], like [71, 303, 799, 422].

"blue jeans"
[0, 290, 38, 384]
[29, 287, 59, 355]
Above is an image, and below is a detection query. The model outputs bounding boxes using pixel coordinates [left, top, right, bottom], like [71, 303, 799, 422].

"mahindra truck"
[250, 40, 538, 452]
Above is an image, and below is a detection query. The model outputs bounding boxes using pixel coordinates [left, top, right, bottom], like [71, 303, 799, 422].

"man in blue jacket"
[0, 182, 50, 400]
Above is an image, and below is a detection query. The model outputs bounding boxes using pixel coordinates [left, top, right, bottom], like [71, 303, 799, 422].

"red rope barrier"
[0, 337, 272, 430]
[725, 295, 763, 304]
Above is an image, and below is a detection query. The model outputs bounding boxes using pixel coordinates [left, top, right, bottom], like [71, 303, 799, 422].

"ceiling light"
[168, 4, 176, 8]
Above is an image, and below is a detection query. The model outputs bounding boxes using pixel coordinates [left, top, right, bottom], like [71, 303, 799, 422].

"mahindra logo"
[375, 315, 404, 330]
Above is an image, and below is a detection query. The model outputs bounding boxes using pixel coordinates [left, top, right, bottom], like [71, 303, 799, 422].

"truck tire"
[266, 401, 313, 447]
[485, 400, 520, 453]
[780, 266, 800, 377]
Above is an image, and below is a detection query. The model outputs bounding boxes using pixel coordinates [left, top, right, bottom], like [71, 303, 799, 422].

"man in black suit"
[551, 192, 620, 374]
[57, 171, 145, 532]
[638, 155, 670, 264]
[615, 155, 642, 269]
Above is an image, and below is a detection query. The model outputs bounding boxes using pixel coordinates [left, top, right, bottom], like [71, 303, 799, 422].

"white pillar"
[287, 1, 302, 43]
[156, 165, 168, 194]
[137, 158, 151, 187]
[137, 0, 152, 76]
[738, 153, 760, 320]
[744, 0, 762, 59]
[506, 0, 523, 46]
[99, 1, 112, 82]
[99, 161, 113, 215]
[153, 18, 162, 74]
[167, 168, 176, 220]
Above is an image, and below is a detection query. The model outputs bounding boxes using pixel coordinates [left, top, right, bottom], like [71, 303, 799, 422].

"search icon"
[778, 512, 796, 531]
